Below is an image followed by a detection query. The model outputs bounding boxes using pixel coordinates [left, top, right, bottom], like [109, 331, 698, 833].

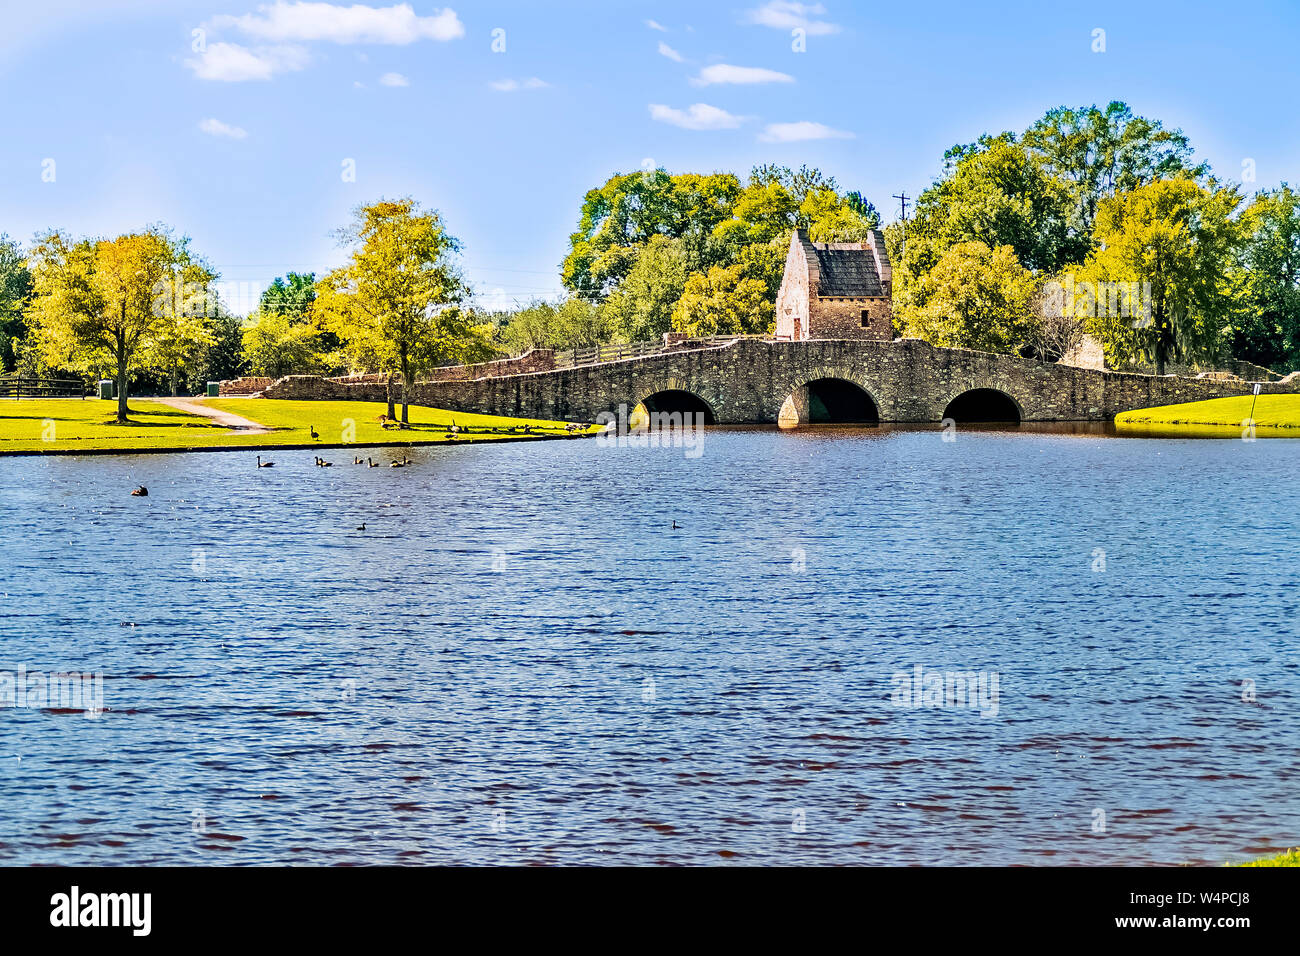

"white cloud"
[490, 77, 547, 92]
[657, 41, 683, 62]
[759, 120, 854, 142]
[645, 19, 668, 32]
[209, 2, 464, 45]
[184, 41, 308, 81]
[379, 71, 408, 86]
[744, 1, 840, 36]
[198, 117, 249, 139]
[691, 63, 794, 86]
[648, 103, 744, 131]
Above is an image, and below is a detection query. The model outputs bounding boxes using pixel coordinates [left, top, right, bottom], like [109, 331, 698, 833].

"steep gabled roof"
[794, 229, 891, 298]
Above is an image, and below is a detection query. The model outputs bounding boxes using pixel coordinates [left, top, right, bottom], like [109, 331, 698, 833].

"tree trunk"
[115, 328, 129, 423]
[169, 361, 180, 397]
[400, 350, 410, 425]
[385, 372, 396, 420]
[1152, 298, 1168, 377]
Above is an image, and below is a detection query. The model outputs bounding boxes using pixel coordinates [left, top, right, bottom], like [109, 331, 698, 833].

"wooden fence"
[0, 376, 88, 398]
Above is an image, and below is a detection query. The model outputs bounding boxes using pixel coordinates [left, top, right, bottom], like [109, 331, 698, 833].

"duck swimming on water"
[130, 486, 148, 497]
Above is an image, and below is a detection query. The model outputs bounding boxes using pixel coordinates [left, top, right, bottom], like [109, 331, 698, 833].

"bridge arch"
[942, 387, 1023, 424]
[626, 375, 720, 428]
[639, 388, 717, 425]
[777, 366, 882, 427]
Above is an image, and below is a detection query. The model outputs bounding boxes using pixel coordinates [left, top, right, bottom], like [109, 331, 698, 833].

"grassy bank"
[1234, 848, 1300, 867]
[1116, 394, 1300, 435]
[0, 397, 597, 455]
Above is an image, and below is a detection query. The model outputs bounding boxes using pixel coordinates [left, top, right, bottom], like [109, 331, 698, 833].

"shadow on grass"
[103, 420, 225, 430]
[0, 406, 222, 427]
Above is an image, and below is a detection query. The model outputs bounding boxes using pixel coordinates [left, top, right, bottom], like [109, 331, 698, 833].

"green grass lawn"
[0, 397, 597, 455]
[1116, 394, 1300, 435]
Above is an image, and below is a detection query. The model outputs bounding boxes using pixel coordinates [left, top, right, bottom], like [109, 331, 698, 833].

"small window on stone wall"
[860, 309, 871, 327]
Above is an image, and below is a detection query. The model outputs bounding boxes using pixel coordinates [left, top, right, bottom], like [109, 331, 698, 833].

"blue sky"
[2, 0, 1298, 313]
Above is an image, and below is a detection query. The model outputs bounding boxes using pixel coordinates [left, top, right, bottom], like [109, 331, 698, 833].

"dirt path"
[153, 397, 274, 435]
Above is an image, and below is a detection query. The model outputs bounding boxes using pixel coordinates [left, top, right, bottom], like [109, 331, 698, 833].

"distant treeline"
[2, 102, 1296, 410]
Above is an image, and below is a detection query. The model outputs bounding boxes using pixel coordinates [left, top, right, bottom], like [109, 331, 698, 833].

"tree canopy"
[314, 198, 493, 422]
[556, 163, 878, 344]
[0, 235, 33, 372]
[887, 101, 1297, 373]
[1079, 177, 1242, 373]
[26, 227, 213, 419]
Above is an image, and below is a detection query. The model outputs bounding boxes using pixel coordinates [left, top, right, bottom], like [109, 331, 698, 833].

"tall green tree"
[599, 235, 688, 343]
[561, 169, 741, 298]
[0, 235, 33, 372]
[27, 228, 206, 421]
[241, 308, 327, 378]
[670, 264, 772, 337]
[1080, 177, 1242, 374]
[315, 198, 491, 423]
[1230, 185, 1300, 370]
[241, 271, 338, 377]
[497, 297, 607, 353]
[901, 136, 1076, 280]
[1023, 101, 1207, 237]
[899, 240, 1038, 353]
[259, 272, 317, 320]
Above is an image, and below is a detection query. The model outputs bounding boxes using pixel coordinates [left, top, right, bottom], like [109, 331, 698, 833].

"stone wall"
[219, 377, 274, 396]
[773, 237, 808, 341]
[423, 349, 556, 382]
[251, 338, 1300, 425]
[809, 295, 893, 341]
[774, 232, 893, 342]
[262, 375, 388, 401]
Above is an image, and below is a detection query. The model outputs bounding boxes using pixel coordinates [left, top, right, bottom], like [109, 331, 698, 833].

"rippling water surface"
[1, 426, 1299, 865]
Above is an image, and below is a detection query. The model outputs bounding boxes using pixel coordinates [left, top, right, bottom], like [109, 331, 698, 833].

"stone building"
[773, 228, 893, 341]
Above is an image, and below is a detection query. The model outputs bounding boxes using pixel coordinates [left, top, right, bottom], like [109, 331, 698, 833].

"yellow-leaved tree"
[670, 264, 772, 337]
[315, 198, 494, 423]
[899, 240, 1038, 353]
[1076, 177, 1242, 373]
[27, 228, 200, 421]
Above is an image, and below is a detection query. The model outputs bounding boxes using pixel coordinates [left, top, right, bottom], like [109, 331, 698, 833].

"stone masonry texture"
[257, 338, 1300, 425]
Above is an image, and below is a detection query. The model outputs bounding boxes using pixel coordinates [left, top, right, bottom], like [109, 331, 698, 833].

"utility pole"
[892, 192, 910, 256]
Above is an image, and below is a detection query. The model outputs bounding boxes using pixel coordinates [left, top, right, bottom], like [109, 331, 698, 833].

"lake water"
[1, 425, 1298, 865]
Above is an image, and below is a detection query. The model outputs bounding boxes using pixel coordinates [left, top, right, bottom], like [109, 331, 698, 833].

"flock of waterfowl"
[254, 452, 414, 469]
[131, 418, 592, 497]
[383, 417, 590, 436]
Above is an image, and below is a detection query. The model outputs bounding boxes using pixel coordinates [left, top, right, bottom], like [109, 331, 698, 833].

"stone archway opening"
[638, 389, 716, 426]
[778, 377, 880, 428]
[943, 388, 1021, 424]
[805, 378, 879, 424]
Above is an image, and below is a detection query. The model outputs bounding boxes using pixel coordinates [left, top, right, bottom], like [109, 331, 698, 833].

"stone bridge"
[262, 338, 1299, 426]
